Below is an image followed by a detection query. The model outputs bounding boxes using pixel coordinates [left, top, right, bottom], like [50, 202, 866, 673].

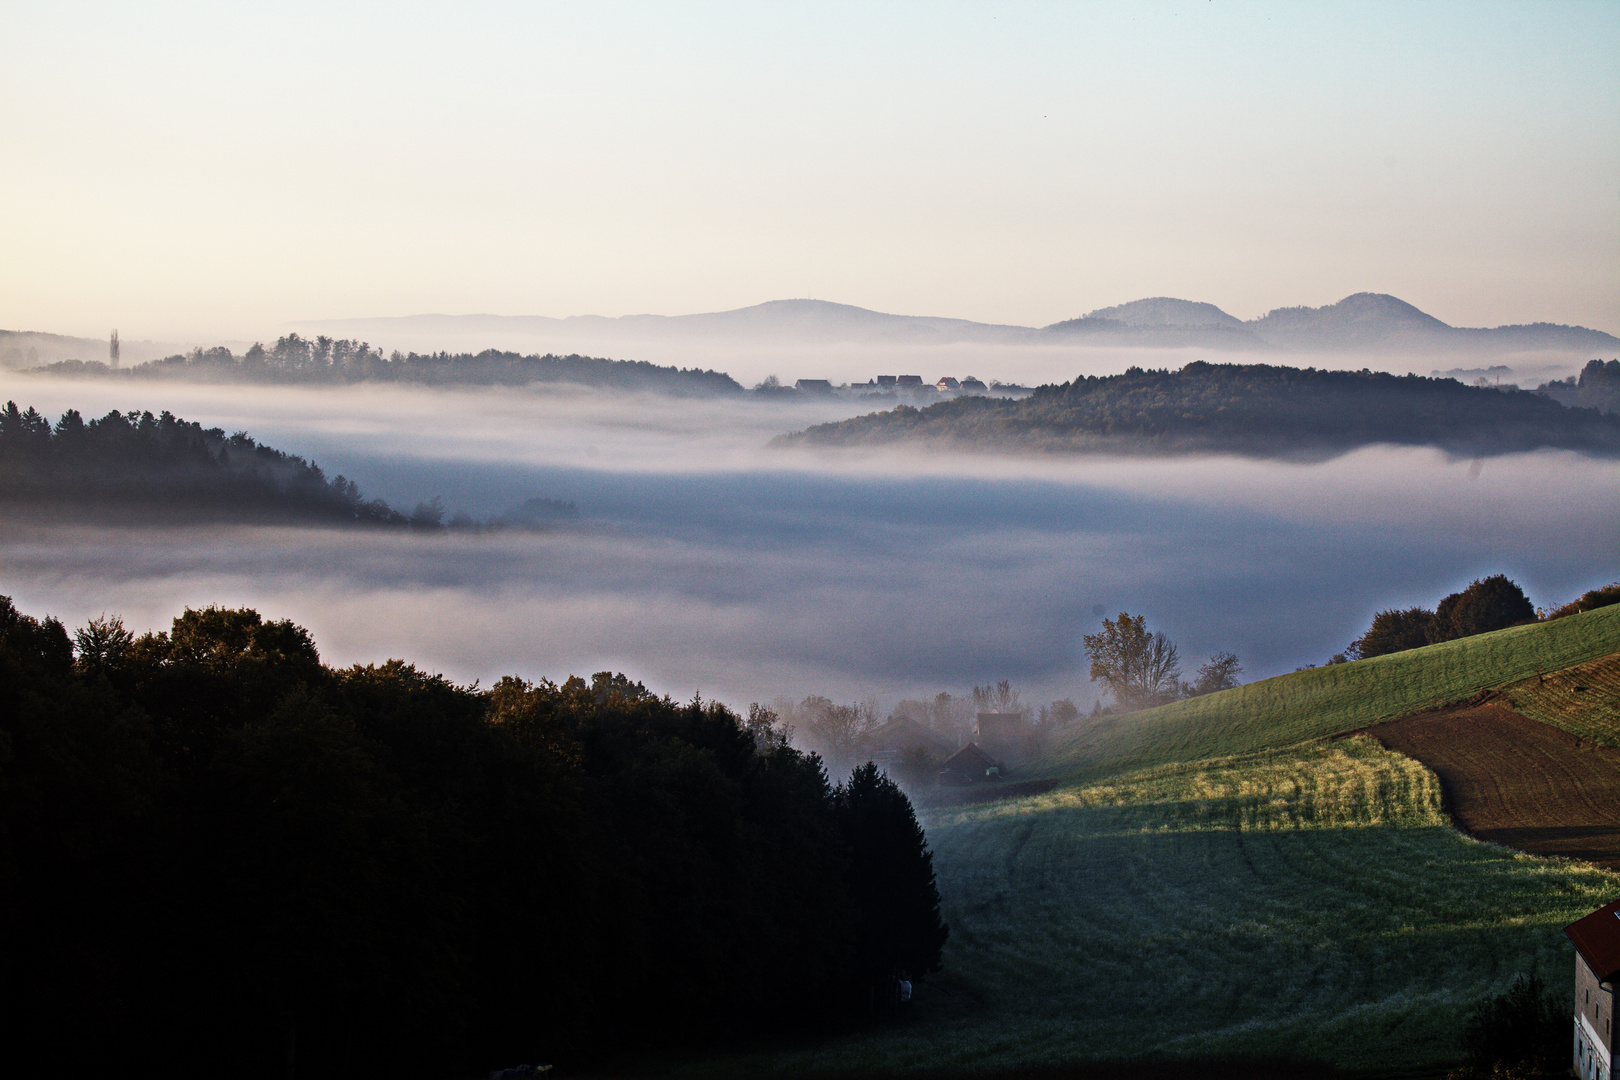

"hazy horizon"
[3, 2, 1616, 343]
[3, 370, 1613, 714]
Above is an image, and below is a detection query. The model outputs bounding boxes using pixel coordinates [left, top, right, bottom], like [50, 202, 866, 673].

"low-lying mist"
[2, 371, 1613, 711]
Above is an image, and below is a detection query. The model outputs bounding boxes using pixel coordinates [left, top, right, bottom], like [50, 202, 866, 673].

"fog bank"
[1, 374, 1613, 710]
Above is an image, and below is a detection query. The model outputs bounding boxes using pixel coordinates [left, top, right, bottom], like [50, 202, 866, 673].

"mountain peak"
[1082, 297, 1246, 329]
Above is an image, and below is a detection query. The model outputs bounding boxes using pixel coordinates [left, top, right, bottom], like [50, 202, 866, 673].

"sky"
[2, 1, 1617, 342]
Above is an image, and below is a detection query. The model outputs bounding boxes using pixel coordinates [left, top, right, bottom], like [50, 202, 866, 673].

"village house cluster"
[790, 375, 1027, 397]
[859, 709, 1039, 786]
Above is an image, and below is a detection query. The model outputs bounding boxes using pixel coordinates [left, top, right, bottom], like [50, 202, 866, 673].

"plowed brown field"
[1367, 702, 1620, 869]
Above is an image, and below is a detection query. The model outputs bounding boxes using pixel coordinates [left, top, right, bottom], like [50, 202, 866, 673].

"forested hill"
[0, 597, 946, 1075]
[0, 401, 411, 524]
[774, 361, 1620, 459]
[36, 334, 744, 395]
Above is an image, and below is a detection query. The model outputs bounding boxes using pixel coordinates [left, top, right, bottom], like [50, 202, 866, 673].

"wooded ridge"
[773, 361, 1620, 459]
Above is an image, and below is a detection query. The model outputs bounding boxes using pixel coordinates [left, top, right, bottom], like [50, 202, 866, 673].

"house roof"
[942, 742, 997, 773]
[1566, 897, 1620, 981]
[863, 716, 954, 755]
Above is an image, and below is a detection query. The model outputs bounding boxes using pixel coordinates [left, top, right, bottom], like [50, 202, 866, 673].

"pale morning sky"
[1, 0, 1616, 341]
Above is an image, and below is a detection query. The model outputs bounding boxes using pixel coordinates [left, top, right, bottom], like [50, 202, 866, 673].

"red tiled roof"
[1566, 897, 1620, 981]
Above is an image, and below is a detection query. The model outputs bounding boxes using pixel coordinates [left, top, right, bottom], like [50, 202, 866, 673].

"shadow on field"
[918, 779, 1061, 808]
[597, 1062, 1350, 1079]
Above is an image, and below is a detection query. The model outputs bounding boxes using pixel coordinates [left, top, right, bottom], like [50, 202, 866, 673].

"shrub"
[1547, 581, 1620, 621]
[1434, 575, 1536, 641]
[1355, 606, 1438, 658]
[1451, 973, 1566, 1078]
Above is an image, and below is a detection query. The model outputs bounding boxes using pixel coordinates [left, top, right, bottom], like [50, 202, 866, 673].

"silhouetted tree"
[1433, 575, 1535, 641]
[1083, 612, 1182, 710]
[971, 679, 1021, 714]
[837, 762, 948, 1005]
[1353, 607, 1440, 659]
[0, 594, 943, 1077]
[1547, 581, 1620, 620]
[1187, 651, 1243, 696]
[1455, 973, 1565, 1077]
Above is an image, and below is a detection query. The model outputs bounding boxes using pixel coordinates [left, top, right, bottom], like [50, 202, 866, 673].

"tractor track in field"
[1364, 701, 1620, 870]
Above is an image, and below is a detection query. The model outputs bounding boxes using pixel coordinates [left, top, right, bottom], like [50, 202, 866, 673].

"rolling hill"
[1045, 603, 1620, 779]
[775, 360, 1620, 459]
[713, 606, 1620, 1076]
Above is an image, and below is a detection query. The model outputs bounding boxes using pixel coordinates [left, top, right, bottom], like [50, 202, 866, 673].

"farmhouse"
[1567, 897, 1619, 1080]
[795, 378, 833, 394]
[974, 711, 1030, 763]
[861, 715, 956, 766]
[935, 377, 960, 391]
[938, 742, 998, 785]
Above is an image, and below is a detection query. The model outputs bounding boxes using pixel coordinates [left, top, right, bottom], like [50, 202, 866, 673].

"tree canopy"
[0, 400, 405, 523]
[774, 360, 1620, 459]
[0, 401, 578, 529]
[0, 595, 947, 1078]
[36, 334, 744, 395]
[1352, 575, 1536, 659]
[1082, 613, 1184, 710]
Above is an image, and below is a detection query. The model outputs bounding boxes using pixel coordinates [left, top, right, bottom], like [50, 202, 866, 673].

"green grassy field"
[708, 738, 1619, 1075]
[1500, 650, 1620, 746]
[1047, 604, 1620, 778]
[692, 609, 1620, 1076]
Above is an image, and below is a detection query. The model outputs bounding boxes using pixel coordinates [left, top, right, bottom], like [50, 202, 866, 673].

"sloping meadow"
[703, 609, 1620, 1075]
[711, 738, 1618, 1075]
[1045, 603, 1620, 779]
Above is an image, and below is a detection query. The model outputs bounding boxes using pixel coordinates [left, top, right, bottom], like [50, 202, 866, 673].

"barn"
[1566, 897, 1619, 1080]
[974, 711, 1030, 764]
[938, 742, 998, 785]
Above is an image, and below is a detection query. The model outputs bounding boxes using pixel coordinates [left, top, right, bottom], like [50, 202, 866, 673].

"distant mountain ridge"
[298, 293, 1618, 355]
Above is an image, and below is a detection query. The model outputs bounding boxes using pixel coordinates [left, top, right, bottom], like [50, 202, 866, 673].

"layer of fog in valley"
[2, 370, 1614, 713]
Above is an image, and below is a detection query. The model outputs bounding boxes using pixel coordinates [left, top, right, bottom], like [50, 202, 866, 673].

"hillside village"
[784, 374, 1030, 398]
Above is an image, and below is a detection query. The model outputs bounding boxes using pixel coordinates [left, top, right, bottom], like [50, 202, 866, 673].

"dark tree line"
[0, 596, 946, 1078]
[776, 360, 1620, 459]
[38, 334, 744, 396]
[1350, 575, 1537, 659]
[1536, 358, 1620, 415]
[0, 401, 406, 523]
[0, 402, 582, 530]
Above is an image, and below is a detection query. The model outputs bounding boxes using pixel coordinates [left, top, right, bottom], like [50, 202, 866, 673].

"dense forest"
[36, 334, 744, 395]
[775, 361, 1620, 459]
[0, 401, 413, 523]
[1535, 357, 1620, 415]
[0, 402, 582, 528]
[0, 597, 947, 1077]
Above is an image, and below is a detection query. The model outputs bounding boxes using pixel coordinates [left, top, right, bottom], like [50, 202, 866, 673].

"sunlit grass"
[1501, 650, 1620, 747]
[954, 736, 1443, 833]
[1047, 604, 1620, 779]
[702, 738, 1620, 1074]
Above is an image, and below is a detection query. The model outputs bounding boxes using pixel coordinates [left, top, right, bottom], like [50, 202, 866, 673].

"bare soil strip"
[1367, 702, 1620, 869]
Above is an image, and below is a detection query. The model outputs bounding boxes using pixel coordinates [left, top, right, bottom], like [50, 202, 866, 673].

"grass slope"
[1499, 651, 1620, 747]
[1047, 604, 1620, 780]
[713, 739, 1618, 1075]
